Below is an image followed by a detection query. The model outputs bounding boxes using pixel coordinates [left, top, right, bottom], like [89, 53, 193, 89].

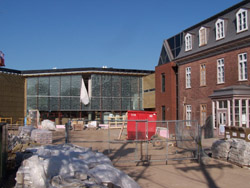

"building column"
[227, 100, 231, 126]
[212, 101, 215, 129]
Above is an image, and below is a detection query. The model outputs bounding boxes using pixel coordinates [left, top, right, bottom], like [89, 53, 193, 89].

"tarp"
[80, 78, 90, 105]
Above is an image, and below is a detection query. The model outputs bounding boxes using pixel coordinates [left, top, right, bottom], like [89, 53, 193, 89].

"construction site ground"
[5, 128, 250, 188]
[53, 128, 250, 188]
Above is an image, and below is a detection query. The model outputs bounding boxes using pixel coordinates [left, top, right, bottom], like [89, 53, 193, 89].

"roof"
[0, 67, 22, 74]
[209, 85, 250, 98]
[158, 0, 250, 66]
[21, 67, 154, 77]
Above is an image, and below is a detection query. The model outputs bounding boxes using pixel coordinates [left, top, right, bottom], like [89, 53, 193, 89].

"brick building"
[156, 0, 250, 136]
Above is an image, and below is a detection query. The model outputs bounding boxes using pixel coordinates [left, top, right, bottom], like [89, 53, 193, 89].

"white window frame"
[185, 33, 192, 51]
[236, 8, 248, 33]
[186, 67, 191, 88]
[200, 104, 207, 126]
[186, 105, 192, 126]
[199, 27, 208, 46]
[200, 64, 206, 86]
[238, 53, 248, 81]
[217, 58, 225, 84]
[215, 19, 225, 40]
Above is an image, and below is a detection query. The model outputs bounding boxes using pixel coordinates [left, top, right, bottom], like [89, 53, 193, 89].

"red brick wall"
[155, 62, 177, 121]
[178, 47, 250, 124]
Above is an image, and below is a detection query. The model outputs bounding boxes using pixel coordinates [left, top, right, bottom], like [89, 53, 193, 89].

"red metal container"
[127, 110, 157, 140]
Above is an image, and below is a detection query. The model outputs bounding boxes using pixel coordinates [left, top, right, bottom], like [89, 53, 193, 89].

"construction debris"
[211, 138, 250, 166]
[31, 129, 53, 144]
[15, 144, 140, 188]
[41, 119, 56, 131]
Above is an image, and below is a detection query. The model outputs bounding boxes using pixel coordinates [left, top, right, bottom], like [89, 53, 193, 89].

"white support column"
[212, 101, 215, 129]
[216, 101, 219, 129]
[247, 99, 249, 128]
[227, 100, 230, 126]
[232, 99, 235, 126]
[239, 99, 242, 127]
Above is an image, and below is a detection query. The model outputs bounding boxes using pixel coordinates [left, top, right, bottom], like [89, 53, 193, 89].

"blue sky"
[0, 0, 242, 71]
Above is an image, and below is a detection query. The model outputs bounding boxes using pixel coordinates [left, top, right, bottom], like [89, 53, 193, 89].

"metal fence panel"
[65, 120, 200, 164]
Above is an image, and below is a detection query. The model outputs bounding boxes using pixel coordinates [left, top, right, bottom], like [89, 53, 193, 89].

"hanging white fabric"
[80, 78, 90, 105]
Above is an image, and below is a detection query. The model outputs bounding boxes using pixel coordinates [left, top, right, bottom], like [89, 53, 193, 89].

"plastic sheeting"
[15, 144, 140, 188]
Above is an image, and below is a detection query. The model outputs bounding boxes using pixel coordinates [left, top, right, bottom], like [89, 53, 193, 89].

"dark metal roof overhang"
[209, 85, 250, 99]
[0, 67, 22, 75]
[21, 67, 154, 77]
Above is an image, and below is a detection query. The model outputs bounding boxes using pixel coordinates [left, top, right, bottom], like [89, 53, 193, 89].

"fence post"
[65, 121, 69, 144]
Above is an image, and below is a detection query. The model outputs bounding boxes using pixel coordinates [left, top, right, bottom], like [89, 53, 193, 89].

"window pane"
[91, 75, 101, 97]
[49, 97, 59, 111]
[27, 78, 38, 96]
[71, 75, 81, 96]
[27, 97, 37, 110]
[60, 97, 70, 110]
[38, 97, 48, 111]
[39, 77, 49, 95]
[122, 77, 131, 97]
[112, 76, 121, 97]
[61, 76, 71, 96]
[50, 76, 60, 96]
[102, 75, 112, 97]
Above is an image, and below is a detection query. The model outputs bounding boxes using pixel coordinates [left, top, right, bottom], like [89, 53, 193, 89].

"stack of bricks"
[31, 129, 52, 144]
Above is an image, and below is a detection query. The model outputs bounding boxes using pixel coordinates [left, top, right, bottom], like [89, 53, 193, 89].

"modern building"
[0, 68, 25, 124]
[156, 0, 250, 136]
[22, 67, 154, 124]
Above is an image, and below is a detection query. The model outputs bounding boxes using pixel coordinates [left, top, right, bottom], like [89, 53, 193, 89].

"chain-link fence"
[65, 120, 201, 164]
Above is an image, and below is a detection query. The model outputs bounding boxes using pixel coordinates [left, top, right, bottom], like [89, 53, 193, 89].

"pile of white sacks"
[211, 138, 250, 166]
[15, 144, 140, 188]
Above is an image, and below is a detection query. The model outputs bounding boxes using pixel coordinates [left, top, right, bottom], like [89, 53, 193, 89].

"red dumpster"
[127, 110, 157, 140]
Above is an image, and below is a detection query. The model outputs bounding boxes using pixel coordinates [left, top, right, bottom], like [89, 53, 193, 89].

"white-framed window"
[217, 58, 225, 84]
[236, 8, 248, 33]
[200, 104, 207, 126]
[186, 105, 192, 126]
[185, 33, 192, 51]
[215, 19, 225, 40]
[238, 53, 248, 81]
[200, 64, 206, 86]
[199, 27, 208, 46]
[186, 67, 191, 88]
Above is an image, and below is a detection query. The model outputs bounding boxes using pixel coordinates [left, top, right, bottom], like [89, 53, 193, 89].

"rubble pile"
[211, 138, 250, 166]
[15, 144, 140, 188]
[18, 126, 35, 141]
[31, 129, 53, 144]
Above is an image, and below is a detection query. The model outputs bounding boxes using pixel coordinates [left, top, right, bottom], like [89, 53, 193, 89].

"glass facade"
[26, 74, 143, 112]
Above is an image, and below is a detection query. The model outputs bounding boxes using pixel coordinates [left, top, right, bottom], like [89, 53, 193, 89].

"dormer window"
[236, 8, 248, 33]
[215, 19, 225, 40]
[199, 27, 208, 46]
[185, 33, 192, 51]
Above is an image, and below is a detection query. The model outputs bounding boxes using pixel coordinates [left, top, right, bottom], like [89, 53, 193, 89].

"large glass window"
[186, 67, 191, 88]
[236, 8, 248, 33]
[238, 53, 247, 81]
[26, 74, 143, 112]
[217, 58, 225, 84]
